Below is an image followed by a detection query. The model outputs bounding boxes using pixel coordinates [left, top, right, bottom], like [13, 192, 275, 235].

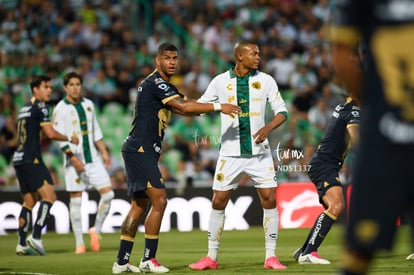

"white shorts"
[213, 151, 278, 191]
[64, 161, 111, 192]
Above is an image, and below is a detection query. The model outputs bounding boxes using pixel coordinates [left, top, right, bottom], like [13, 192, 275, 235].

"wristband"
[213, 103, 221, 111]
[67, 135, 72, 143]
[66, 151, 74, 158]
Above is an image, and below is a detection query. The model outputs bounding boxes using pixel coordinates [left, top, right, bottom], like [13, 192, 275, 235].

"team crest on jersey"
[226, 83, 233, 90]
[216, 173, 224, 182]
[228, 95, 235, 103]
[252, 81, 261, 90]
[155, 78, 165, 84]
[87, 106, 92, 112]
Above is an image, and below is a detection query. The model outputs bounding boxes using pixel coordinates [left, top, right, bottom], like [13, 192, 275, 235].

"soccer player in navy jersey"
[293, 95, 359, 264]
[14, 75, 78, 256]
[329, 0, 414, 274]
[112, 43, 240, 274]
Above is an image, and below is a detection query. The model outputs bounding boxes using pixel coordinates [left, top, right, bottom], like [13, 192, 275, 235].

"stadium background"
[1, 0, 349, 192]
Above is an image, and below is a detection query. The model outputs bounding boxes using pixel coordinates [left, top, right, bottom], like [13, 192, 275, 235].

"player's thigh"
[245, 152, 277, 188]
[16, 163, 54, 194]
[212, 155, 245, 191]
[85, 161, 112, 190]
[122, 151, 163, 197]
[64, 165, 87, 192]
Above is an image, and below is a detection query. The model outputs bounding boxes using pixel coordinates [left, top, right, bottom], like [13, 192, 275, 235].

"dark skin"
[211, 42, 287, 212]
[121, 49, 241, 238]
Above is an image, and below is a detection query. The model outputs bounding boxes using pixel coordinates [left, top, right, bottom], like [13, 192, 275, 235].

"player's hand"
[101, 151, 112, 169]
[252, 128, 270, 144]
[70, 135, 79, 145]
[220, 103, 241, 117]
[70, 155, 85, 173]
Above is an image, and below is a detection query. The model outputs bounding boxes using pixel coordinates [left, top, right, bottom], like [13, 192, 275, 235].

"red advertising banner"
[276, 182, 325, 229]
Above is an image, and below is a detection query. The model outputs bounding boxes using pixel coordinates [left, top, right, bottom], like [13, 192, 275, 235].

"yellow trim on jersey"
[145, 234, 159, 239]
[40, 121, 52, 126]
[120, 235, 135, 242]
[161, 94, 180, 105]
[346, 123, 359, 128]
[328, 25, 361, 47]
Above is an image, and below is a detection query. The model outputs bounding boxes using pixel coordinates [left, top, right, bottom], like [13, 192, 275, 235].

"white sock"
[207, 209, 225, 261]
[94, 190, 114, 233]
[263, 207, 278, 259]
[70, 197, 84, 247]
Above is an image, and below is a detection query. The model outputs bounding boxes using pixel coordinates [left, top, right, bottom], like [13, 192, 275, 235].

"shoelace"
[150, 258, 161, 267]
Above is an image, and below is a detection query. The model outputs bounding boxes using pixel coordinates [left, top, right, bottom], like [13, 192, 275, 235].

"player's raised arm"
[167, 96, 240, 117]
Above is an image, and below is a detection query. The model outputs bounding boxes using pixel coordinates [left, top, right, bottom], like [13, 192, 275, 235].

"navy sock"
[303, 211, 336, 255]
[117, 239, 134, 265]
[18, 206, 32, 246]
[32, 201, 53, 239]
[143, 237, 158, 261]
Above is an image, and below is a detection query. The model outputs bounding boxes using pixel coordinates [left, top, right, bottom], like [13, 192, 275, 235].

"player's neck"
[233, 65, 250, 77]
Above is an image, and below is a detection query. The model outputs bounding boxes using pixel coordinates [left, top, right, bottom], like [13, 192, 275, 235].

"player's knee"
[101, 190, 114, 202]
[328, 202, 344, 217]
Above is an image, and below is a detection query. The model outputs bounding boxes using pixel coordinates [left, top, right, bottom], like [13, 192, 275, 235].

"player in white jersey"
[189, 41, 288, 270]
[53, 72, 114, 254]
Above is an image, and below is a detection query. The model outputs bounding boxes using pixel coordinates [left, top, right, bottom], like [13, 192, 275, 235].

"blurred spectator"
[172, 116, 205, 162]
[183, 62, 211, 95]
[0, 115, 18, 163]
[91, 68, 117, 111]
[265, 46, 295, 91]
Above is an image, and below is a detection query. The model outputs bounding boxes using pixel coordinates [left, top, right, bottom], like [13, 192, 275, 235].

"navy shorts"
[122, 150, 164, 199]
[14, 163, 54, 195]
[308, 156, 342, 205]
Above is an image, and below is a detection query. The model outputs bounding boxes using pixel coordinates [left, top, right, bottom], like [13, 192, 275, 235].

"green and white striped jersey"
[198, 69, 287, 157]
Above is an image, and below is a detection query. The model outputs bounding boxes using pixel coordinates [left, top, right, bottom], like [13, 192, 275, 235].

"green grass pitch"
[0, 225, 413, 274]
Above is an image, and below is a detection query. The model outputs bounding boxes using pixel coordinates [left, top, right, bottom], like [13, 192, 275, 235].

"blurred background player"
[53, 71, 114, 254]
[14, 75, 78, 256]
[329, 0, 414, 274]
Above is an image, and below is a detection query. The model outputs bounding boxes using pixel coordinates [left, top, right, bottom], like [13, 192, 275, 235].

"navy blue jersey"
[13, 98, 52, 166]
[313, 98, 360, 166]
[122, 71, 182, 153]
[330, 0, 414, 144]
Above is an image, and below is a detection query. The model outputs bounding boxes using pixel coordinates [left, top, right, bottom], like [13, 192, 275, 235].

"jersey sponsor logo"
[239, 99, 247, 104]
[228, 95, 235, 103]
[239, 111, 260, 118]
[251, 81, 261, 90]
[226, 83, 233, 90]
[332, 111, 339, 118]
[379, 112, 414, 143]
[154, 77, 165, 84]
[351, 110, 360, 117]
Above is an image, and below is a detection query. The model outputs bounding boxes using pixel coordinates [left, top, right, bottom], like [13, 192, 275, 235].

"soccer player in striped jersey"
[53, 72, 114, 254]
[189, 41, 288, 270]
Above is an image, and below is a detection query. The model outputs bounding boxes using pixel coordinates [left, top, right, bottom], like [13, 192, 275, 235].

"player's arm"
[95, 139, 112, 169]
[167, 96, 240, 116]
[347, 124, 359, 146]
[252, 112, 287, 144]
[42, 123, 79, 145]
